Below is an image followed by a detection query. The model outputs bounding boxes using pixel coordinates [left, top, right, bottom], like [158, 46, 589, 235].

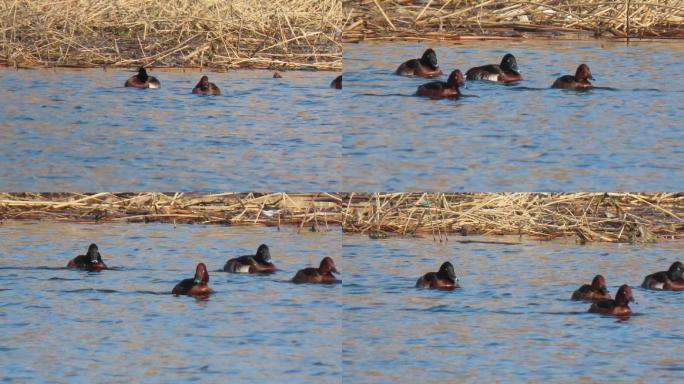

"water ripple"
[342, 40, 684, 191]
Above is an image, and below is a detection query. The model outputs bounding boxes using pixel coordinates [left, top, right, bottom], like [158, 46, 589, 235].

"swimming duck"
[416, 261, 459, 289]
[67, 243, 108, 271]
[416, 69, 464, 98]
[331, 75, 342, 89]
[552, 64, 594, 89]
[588, 284, 634, 317]
[124, 67, 161, 89]
[224, 244, 276, 274]
[571, 274, 611, 301]
[292, 257, 340, 284]
[192, 75, 221, 95]
[465, 53, 522, 83]
[172, 263, 213, 296]
[641, 261, 684, 291]
[396, 48, 443, 77]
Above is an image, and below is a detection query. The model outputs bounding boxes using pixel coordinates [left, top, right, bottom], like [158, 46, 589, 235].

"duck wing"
[571, 284, 592, 299]
[592, 298, 616, 310]
[396, 59, 420, 75]
[419, 81, 448, 91]
[172, 278, 195, 294]
[466, 64, 503, 80]
[224, 255, 258, 272]
[298, 267, 320, 276]
[642, 271, 671, 289]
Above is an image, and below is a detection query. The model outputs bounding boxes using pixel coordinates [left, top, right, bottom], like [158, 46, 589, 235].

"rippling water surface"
[343, 234, 684, 382]
[0, 222, 341, 383]
[0, 69, 340, 191]
[342, 40, 684, 191]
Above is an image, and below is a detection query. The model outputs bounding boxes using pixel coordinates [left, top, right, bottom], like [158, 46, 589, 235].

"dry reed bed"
[1, 0, 342, 70]
[343, 0, 684, 41]
[4, 192, 684, 243]
[0, 193, 342, 231]
[342, 192, 684, 243]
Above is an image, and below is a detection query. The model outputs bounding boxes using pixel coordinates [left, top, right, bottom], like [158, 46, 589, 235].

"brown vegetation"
[1, 0, 341, 70]
[342, 192, 684, 243]
[343, 0, 684, 42]
[0, 193, 341, 232]
[3, 192, 684, 243]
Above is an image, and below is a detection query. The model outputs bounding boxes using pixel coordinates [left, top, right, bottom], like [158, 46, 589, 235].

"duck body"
[416, 69, 464, 99]
[67, 243, 108, 271]
[396, 48, 443, 78]
[552, 64, 594, 89]
[124, 67, 160, 89]
[172, 263, 213, 296]
[224, 244, 276, 274]
[466, 54, 522, 83]
[571, 275, 611, 301]
[416, 261, 459, 290]
[292, 257, 340, 284]
[331, 75, 342, 89]
[589, 284, 634, 316]
[192, 75, 221, 95]
[641, 262, 684, 291]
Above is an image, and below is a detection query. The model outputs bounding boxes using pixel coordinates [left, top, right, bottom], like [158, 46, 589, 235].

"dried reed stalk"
[342, 192, 684, 243]
[343, 0, 684, 41]
[1, 0, 342, 70]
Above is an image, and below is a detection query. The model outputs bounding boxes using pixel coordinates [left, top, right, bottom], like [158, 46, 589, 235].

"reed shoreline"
[342, 193, 684, 244]
[343, 0, 684, 43]
[0, 193, 342, 232]
[2, 193, 684, 244]
[1, 0, 341, 71]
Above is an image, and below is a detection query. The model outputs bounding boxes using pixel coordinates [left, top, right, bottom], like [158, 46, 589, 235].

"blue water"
[343, 234, 684, 382]
[0, 222, 341, 383]
[342, 40, 684, 191]
[0, 69, 341, 191]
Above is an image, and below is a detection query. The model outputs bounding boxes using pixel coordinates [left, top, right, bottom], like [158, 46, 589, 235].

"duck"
[641, 261, 684, 291]
[588, 284, 634, 317]
[124, 67, 161, 89]
[416, 261, 459, 289]
[67, 243, 108, 271]
[223, 244, 276, 274]
[330, 75, 342, 89]
[552, 64, 594, 89]
[465, 53, 522, 83]
[395, 48, 443, 77]
[571, 274, 611, 301]
[292, 257, 340, 284]
[192, 75, 221, 95]
[172, 263, 212, 296]
[416, 69, 464, 98]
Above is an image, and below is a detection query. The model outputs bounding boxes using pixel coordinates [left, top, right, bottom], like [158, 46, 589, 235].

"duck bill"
[599, 287, 609, 294]
[331, 267, 340, 275]
[588, 75, 595, 81]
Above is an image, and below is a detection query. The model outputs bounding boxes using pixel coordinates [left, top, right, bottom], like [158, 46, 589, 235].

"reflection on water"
[343, 234, 684, 382]
[0, 69, 340, 191]
[342, 40, 684, 191]
[0, 222, 341, 383]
